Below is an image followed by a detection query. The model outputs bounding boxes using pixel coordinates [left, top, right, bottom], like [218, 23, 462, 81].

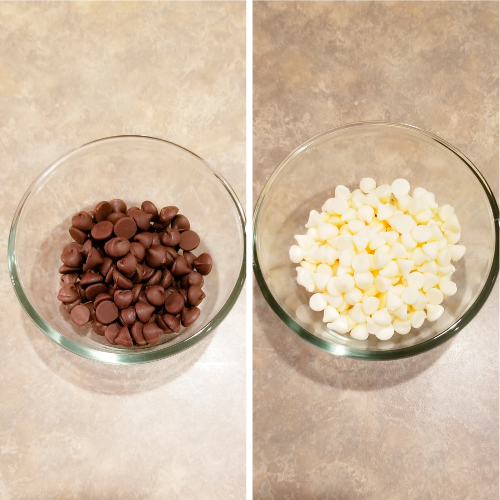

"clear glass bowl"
[254, 122, 499, 360]
[9, 136, 246, 364]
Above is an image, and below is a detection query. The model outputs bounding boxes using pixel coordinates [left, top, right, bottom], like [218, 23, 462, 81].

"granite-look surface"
[0, 2, 245, 499]
[254, 2, 498, 499]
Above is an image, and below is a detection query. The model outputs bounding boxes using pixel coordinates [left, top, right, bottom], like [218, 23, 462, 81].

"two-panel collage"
[1, 1, 499, 499]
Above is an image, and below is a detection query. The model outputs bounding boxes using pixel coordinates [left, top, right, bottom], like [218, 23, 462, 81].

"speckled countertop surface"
[0, 2, 245, 499]
[253, 2, 498, 499]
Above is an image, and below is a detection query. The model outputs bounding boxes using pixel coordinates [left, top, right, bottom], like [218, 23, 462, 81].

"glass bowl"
[9, 136, 245, 364]
[254, 122, 498, 360]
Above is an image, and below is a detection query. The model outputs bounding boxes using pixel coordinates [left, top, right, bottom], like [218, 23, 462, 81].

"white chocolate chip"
[327, 316, 349, 334]
[450, 244, 466, 261]
[350, 303, 367, 324]
[374, 275, 392, 293]
[412, 225, 432, 243]
[440, 280, 457, 297]
[409, 310, 426, 328]
[407, 271, 424, 290]
[290, 245, 307, 263]
[354, 271, 374, 290]
[335, 185, 351, 199]
[375, 324, 395, 340]
[350, 323, 369, 340]
[391, 178, 410, 198]
[357, 205, 375, 223]
[393, 319, 411, 335]
[309, 293, 328, 311]
[360, 177, 377, 193]
[323, 305, 340, 323]
[362, 296, 380, 315]
[336, 274, 355, 293]
[345, 287, 363, 305]
[401, 286, 419, 305]
[372, 307, 392, 325]
[426, 303, 444, 322]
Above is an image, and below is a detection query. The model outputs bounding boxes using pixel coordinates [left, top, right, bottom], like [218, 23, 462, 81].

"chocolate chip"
[114, 217, 137, 239]
[114, 289, 134, 309]
[91, 221, 114, 241]
[68, 304, 90, 325]
[59, 264, 83, 275]
[171, 256, 191, 277]
[151, 233, 161, 246]
[61, 244, 83, 268]
[131, 322, 147, 345]
[180, 271, 204, 289]
[104, 323, 120, 344]
[84, 247, 104, 271]
[179, 230, 200, 251]
[94, 201, 113, 222]
[84, 302, 96, 321]
[75, 282, 87, 301]
[114, 326, 133, 347]
[164, 248, 178, 269]
[151, 221, 169, 232]
[171, 214, 190, 232]
[132, 210, 153, 231]
[134, 232, 154, 249]
[159, 206, 179, 223]
[95, 300, 119, 324]
[141, 201, 158, 222]
[61, 273, 79, 285]
[165, 291, 184, 314]
[143, 323, 162, 345]
[100, 257, 114, 276]
[106, 212, 126, 224]
[145, 269, 162, 286]
[72, 211, 95, 231]
[160, 228, 181, 247]
[188, 285, 205, 307]
[183, 251, 197, 269]
[94, 293, 113, 307]
[181, 306, 201, 327]
[57, 284, 80, 303]
[131, 284, 142, 303]
[104, 237, 131, 258]
[135, 302, 154, 323]
[155, 314, 172, 332]
[141, 264, 155, 281]
[146, 285, 164, 306]
[62, 297, 82, 313]
[131, 263, 144, 284]
[80, 239, 93, 258]
[109, 199, 127, 213]
[119, 306, 136, 326]
[193, 253, 212, 275]
[137, 290, 149, 304]
[92, 320, 106, 336]
[69, 226, 88, 245]
[145, 244, 169, 268]
[79, 270, 104, 286]
[162, 313, 181, 333]
[159, 269, 174, 288]
[104, 265, 116, 283]
[112, 269, 133, 289]
[129, 242, 146, 262]
[85, 282, 109, 302]
[117, 253, 137, 277]
[126, 206, 140, 217]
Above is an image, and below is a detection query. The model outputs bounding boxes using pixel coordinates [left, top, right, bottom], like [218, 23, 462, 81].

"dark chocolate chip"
[72, 211, 95, 231]
[92, 320, 106, 336]
[145, 285, 164, 306]
[131, 321, 147, 346]
[104, 237, 131, 258]
[95, 300, 119, 324]
[91, 221, 114, 241]
[193, 253, 212, 275]
[159, 206, 179, 223]
[117, 253, 137, 277]
[80, 270, 104, 286]
[94, 201, 113, 223]
[129, 242, 146, 262]
[69, 304, 89, 325]
[104, 323, 120, 344]
[171, 256, 191, 277]
[114, 217, 137, 239]
[141, 201, 158, 222]
[179, 230, 200, 251]
[160, 228, 181, 247]
[69, 226, 88, 244]
[85, 283, 109, 302]
[109, 199, 127, 213]
[114, 289, 134, 309]
[181, 306, 201, 327]
[187, 285, 205, 307]
[57, 284, 80, 303]
[171, 214, 190, 232]
[119, 306, 137, 327]
[134, 232, 154, 249]
[135, 302, 155, 323]
[164, 291, 184, 314]
[143, 323, 162, 345]
[162, 313, 181, 333]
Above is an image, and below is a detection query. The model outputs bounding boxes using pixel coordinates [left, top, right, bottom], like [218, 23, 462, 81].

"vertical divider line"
[245, 0, 253, 498]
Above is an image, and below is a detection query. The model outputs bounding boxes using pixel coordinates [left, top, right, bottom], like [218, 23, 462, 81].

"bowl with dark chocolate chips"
[8, 136, 245, 364]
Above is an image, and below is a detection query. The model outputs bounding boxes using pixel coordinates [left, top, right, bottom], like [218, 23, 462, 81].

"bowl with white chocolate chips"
[254, 122, 498, 359]
[9, 136, 245, 364]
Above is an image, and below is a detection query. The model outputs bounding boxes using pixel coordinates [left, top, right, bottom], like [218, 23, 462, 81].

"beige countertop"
[0, 2, 245, 498]
[253, 2, 498, 498]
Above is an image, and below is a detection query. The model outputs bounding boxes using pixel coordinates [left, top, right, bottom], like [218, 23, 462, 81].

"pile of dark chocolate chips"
[57, 200, 212, 347]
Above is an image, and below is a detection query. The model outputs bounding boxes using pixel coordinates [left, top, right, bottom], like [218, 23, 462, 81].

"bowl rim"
[253, 121, 499, 360]
[8, 134, 246, 365]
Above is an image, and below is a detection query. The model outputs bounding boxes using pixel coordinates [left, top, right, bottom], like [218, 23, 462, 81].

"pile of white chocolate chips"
[289, 178, 466, 341]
